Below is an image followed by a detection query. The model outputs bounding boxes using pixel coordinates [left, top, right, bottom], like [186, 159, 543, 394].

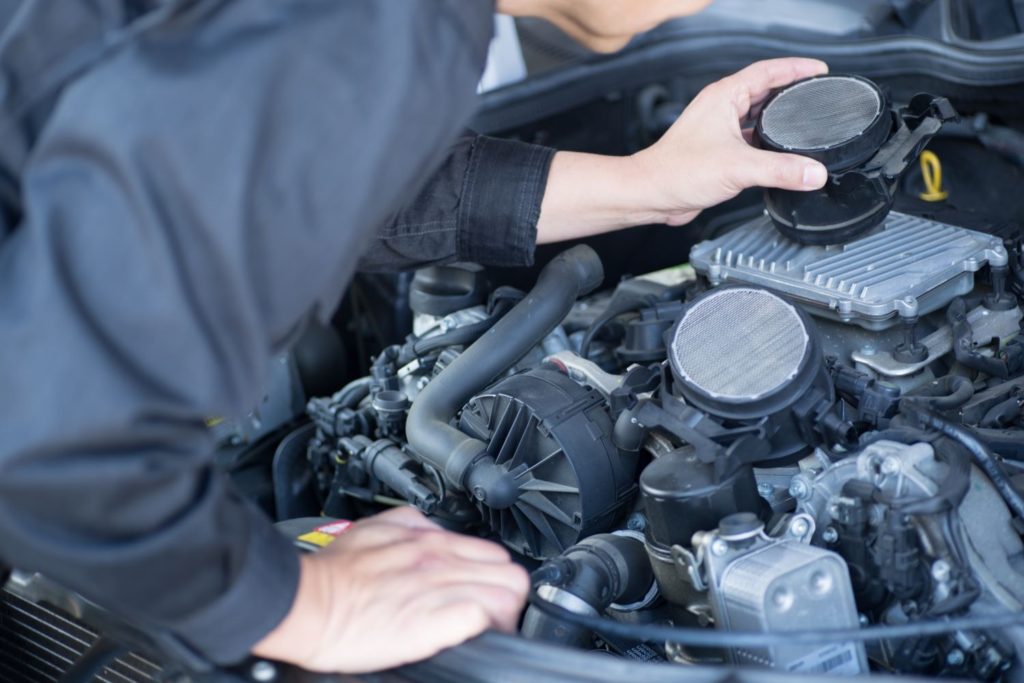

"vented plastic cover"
[670, 288, 809, 402]
[760, 76, 881, 151]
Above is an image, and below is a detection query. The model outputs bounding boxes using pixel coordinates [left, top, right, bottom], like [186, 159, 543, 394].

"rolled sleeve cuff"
[172, 510, 300, 665]
[457, 136, 556, 268]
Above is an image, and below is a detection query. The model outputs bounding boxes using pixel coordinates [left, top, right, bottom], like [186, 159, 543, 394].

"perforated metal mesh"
[761, 76, 881, 151]
[671, 289, 809, 401]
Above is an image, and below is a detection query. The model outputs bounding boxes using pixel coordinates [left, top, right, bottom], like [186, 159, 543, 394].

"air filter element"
[754, 75, 957, 245]
[668, 287, 830, 422]
[759, 75, 890, 169]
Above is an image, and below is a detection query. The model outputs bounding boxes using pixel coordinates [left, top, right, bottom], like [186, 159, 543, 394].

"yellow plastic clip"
[918, 150, 949, 202]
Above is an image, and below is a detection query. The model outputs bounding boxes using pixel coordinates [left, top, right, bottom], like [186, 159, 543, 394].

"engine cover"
[689, 212, 1008, 330]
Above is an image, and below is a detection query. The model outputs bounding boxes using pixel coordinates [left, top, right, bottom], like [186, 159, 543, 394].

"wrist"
[251, 554, 330, 664]
[618, 151, 680, 225]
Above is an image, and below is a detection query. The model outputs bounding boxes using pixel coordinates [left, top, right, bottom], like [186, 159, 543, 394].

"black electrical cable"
[334, 376, 372, 409]
[411, 298, 518, 357]
[902, 403, 1024, 520]
[526, 590, 1024, 648]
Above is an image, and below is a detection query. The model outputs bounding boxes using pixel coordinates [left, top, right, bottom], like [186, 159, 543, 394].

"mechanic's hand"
[629, 58, 830, 226]
[498, 0, 713, 53]
[535, 58, 831, 243]
[252, 507, 530, 673]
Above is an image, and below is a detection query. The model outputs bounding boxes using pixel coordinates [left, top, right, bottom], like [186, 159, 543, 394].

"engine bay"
[278, 74, 1024, 679]
[254, 70, 1024, 681]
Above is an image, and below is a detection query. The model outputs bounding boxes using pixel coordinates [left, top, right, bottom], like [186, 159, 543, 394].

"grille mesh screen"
[0, 588, 161, 683]
[671, 289, 809, 401]
[761, 76, 881, 150]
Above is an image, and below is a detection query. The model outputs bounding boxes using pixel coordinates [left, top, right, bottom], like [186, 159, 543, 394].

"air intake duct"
[405, 245, 604, 510]
[754, 74, 957, 245]
[667, 287, 847, 461]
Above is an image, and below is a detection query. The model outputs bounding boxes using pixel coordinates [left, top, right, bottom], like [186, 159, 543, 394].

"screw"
[822, 527, 839, 544]
[859, 614, 870, 626]
[251, 661, 277, 682]
[946, 649, 966, 667]
[881, 457, 901, 476]
[931, 559, 952, 584]
[626, 513, 647, 532]
[757, 482, 774, 498]
[788, 478, 810, 500]
[789, 518, 810, 537]
[472, 486, 486, 502]
[710, 538, 729, 557]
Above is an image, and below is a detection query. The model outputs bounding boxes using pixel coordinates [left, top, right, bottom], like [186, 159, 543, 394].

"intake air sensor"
[754, 74, 958, 245]
[667, 287, 853, 461]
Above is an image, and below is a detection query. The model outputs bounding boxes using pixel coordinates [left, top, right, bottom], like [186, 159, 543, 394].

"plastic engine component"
[689, 212, 1008, 330]
[458, 367, 637, 559]
[667, 287, 831, 423]
[754, 74, 956, 244]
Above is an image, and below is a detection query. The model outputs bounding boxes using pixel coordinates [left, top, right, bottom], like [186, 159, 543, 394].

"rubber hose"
[904, 375, 975, 410]
[903, 403, 1024, 520]
[335, 376, 372, 409]
[405, 245, 604, 496]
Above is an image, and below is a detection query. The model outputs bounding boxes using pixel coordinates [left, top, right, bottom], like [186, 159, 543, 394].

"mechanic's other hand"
[630, 58, 830, 226]
[498, 0, 713, 53]
[252, 506, 529, 673]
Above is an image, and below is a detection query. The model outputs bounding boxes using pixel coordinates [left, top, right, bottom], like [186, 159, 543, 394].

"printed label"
[297, 520, 354, 548]
[787, 643, 862, 675]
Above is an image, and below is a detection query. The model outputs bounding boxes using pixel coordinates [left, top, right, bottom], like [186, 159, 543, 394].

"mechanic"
[0, 0, 829, 674]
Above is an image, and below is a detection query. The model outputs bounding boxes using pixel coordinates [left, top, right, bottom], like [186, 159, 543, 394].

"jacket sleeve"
[360, 134, 557, 271]
[0, 0, 493, 664]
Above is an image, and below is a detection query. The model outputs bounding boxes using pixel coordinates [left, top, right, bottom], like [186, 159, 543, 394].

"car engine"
[287, 76, 1024, 681]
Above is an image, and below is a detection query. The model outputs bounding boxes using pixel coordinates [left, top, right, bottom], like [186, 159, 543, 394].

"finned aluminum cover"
[670, 288, 809, 402]
[760, 76, 882, 151]
[689, 212, 1008, 330]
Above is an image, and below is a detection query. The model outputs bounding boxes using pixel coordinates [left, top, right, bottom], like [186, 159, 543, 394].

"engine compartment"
[256, 72, 1024, 681]
[287, 209, 1024, 679]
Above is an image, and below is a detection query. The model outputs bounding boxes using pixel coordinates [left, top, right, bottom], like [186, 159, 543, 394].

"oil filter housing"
[692, 514, 868, 674]
[754, 74, 958, 245]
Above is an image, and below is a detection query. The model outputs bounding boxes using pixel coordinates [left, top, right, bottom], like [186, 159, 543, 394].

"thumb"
[735, 148, 828, 192]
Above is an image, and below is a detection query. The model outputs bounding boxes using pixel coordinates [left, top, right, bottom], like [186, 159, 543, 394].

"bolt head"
[789, 518, 810, 537]
[251, 661, 277, 682]
[931, 559, 952, 584]
[788, 478, 810, 500]
[710, 538, 729, 557]
[757, 482, 774, 497]
[626, 513, 647, 532]
[946, 649, 966, 667]
[822, 527, 839, 544]
[881, 457, 901, 475]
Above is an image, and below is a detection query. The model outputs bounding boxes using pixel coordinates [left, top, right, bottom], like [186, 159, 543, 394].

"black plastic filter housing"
[667, 287, 829, 421]
[666, 287, 835, 462]
[754, 74, 957, 244]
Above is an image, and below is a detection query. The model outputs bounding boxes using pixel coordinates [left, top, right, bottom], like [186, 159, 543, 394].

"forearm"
[535, 151, 674, 244]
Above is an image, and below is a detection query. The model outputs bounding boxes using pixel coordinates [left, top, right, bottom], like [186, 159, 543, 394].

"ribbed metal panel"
[0, 589, 161, 683]
[690, 212, 1008, 329]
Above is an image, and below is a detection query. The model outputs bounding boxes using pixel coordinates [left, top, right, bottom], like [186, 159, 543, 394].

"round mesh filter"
[670, 289, 809, 402]
[760, 76, 882, 151]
